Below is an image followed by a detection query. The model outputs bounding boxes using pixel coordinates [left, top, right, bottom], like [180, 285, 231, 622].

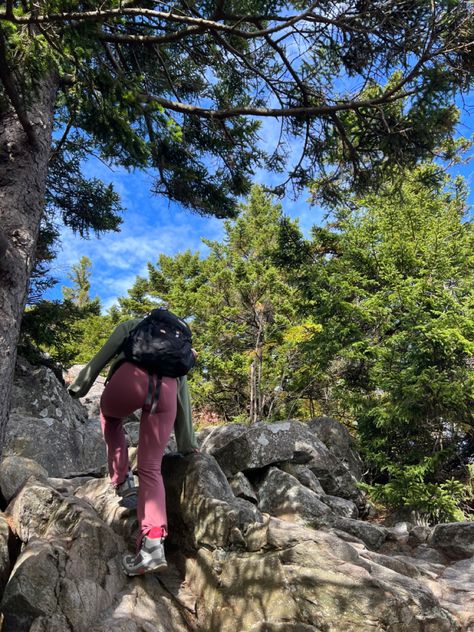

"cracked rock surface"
[0, 361, 473, 631]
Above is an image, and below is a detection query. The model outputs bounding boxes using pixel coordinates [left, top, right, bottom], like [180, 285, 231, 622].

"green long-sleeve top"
[68, 319, 198, 453]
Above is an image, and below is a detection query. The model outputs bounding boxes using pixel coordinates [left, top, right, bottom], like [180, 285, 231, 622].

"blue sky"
[45, 102, 474, 312]
[45, 114, 327, 311]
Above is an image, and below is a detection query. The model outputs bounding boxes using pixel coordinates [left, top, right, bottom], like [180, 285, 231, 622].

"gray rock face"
[13, 358, 87, 426]
[279, 462, 326, 495]
[429, 522, 474, 559]
[188, 517, 459, 632]
[308, 415, 364, 479]
[256, 466, 333, 525]
[2, 477, 192, 632]
[5, 412, 105, 477]
[332, 516, 387, 550]
[410, 525, 432, 544]
[321, 494, 359, 519]
[162, 453, 266, 551]
[74, 477, 139, 546]
[2, 367, 472, 632]
[6, 359, 106, 477]
[199, 423, 250, 460]
[89, 582, 193, 632]
[195, 425, 219, 447]
[292, 424, 362, 501]
[64, 363, 106, 419]
[229, 471, 259, 503]
[123, 421, 140, 447]
[2, 477, 124, 631]
[438, 557, 474, 629]
[256, 467, 382, 549]
[0, 513, 14, 595]
[0, 455, 49, 503]
[201, 421, 363, 505]
[202, 421, 295, 475]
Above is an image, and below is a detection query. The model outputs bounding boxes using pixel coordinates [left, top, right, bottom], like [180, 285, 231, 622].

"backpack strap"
[146, 373, 162, 415]
[145, 372, 155, 410]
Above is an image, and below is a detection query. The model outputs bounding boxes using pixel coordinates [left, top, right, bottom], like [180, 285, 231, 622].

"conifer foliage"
[119, 186, 309, 423]
[0, 0, 473, 449]
[277, 165, 474, 520]
[32, 176, 473, 519]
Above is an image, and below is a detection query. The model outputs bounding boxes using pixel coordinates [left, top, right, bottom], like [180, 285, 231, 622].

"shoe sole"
[122, 562, 168, 576]
[116, 487, 138, 499]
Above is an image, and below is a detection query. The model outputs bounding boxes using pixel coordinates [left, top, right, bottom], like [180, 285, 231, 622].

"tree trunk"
[249, 308, 265, 425]
[0, 75, 57, 453]
[249, 360, 256, 424]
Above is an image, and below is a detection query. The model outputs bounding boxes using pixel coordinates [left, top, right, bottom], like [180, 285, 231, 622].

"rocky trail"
[0, 360, 472, 631]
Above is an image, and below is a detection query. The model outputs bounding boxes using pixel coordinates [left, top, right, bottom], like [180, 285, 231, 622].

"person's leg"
[100, 362, 150, 486]
[100, 411, 128, 487]
[136, 376, 177, 547]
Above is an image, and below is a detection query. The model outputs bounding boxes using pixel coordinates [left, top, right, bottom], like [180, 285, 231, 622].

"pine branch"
[0, 28, 38, 148]
[0, 3, 321, 40]
[139, 89, 416, 121]
[48, 114, 74, 163]
[100, 25, 205, 46]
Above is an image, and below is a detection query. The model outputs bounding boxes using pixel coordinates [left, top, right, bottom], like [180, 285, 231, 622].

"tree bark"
[249, 306, 265, 425]
[0, 75, 57, 454]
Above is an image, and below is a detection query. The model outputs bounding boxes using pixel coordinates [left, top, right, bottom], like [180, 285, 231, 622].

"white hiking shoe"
[115, 470, 137, 498]
[122, 536, 168, 576]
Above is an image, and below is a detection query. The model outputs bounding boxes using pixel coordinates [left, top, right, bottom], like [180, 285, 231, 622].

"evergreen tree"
[120, 186, 315, 422]
[277, 164, 474, 520]
[70, 309, 126, 365]
[28, 134, 124, 302]
[20, 256, 102, 366]
[62, 256, 98, 309]
[0, 0, 472, 450]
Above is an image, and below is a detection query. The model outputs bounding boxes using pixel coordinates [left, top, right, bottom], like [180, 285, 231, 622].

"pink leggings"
[100, 362, 177, 546]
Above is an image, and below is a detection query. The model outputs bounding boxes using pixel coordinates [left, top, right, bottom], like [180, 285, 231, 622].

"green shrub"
[361, 459, 474, 523]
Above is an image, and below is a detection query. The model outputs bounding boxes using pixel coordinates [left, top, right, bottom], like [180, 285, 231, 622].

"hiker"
[68, 308, 199, 576]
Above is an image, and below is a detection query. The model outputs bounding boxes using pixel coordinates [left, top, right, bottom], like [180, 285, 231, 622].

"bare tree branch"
[101, 41, 122, 73]
[260, 25, 310, 106]
[0, 4, 320, 40]
[270, 117, 312, 195]
[153, 45, 181, 101]
[1, 2, 413, 44]
[48, 114, 74, 163]
[139, 89, 416, 120]
[209, 30, 287, 108]
[100, 25, 205, 46]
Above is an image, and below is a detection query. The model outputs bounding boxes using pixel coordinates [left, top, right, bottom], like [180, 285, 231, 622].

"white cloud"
[49, 169, 227, 310]
[46, 115, 327, 311]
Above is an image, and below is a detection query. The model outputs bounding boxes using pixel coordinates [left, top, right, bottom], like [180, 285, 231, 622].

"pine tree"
[278, 164, 474, 520]
[62, 256, 97, 309]
[121, 186, 312, 422]
[0, 0, 472, 450]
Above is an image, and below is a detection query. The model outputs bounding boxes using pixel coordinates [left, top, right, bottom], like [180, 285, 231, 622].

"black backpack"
[122, 308, 195, 378]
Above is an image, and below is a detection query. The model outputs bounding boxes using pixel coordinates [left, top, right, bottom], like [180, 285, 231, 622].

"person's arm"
[67, 321, 133, 398]
[174, 376, 199, 453]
